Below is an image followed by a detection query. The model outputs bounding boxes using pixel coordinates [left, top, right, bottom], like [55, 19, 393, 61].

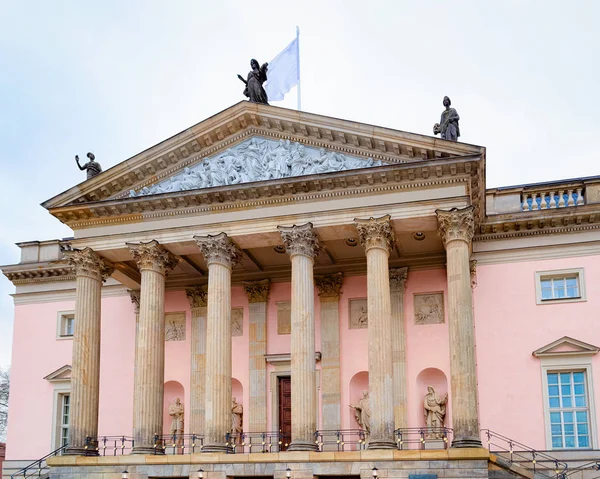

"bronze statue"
[75, 152, 102, 179]
[433, 96, 460, 141]
[237, 59, 269, 105]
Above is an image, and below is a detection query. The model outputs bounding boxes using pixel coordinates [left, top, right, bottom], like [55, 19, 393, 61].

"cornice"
[49, 156, 483, 229]
[42, 102, 484, 211]
[2, 263, 75, 285]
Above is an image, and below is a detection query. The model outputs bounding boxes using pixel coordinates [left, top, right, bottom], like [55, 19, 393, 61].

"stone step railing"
[522, 188, 585, 211]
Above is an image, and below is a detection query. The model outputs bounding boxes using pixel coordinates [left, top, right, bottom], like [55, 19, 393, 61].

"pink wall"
[475, 255, 600, 449]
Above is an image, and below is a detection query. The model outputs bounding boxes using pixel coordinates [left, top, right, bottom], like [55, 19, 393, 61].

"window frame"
[535, 268, 586, 305]
[540, 357, 597, 450]
[51, 386, 71, 450]
[56, 310, 75, 339]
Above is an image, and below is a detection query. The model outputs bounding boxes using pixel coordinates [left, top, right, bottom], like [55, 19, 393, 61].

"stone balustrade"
[521, 187, 584, 211]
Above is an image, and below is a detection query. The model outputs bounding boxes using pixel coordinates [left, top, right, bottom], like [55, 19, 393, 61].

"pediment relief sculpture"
[130, 137, 384, 197]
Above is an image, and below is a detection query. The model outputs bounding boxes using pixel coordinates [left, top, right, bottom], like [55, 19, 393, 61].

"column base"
[287, 440, 319, 452]
[451, 436, 483, 448]
[132, 445, 164, 455]
[64, 446, 98, 456]
[367, 439, 397, 450]
[202, 444, 233, 453]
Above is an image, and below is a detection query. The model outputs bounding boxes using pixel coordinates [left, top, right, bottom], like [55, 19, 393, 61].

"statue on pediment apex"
[238, 59, 269, 105]
[433, 96, 460, 141]
[75, 152, 102, 179]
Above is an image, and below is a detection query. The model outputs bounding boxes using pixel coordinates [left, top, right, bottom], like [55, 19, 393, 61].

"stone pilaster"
[128, 289, 141, 445]
[278, 223, 321, 452]
[315, 273, 343, 438]
[436, 206, 481, 448]
[389, 267, 408, 430]
[354, 215, 396, 449]
[64, 248, 114, 455]
[194, 233, 242, 453]
[128, 240, 179, 454]
[186, 285, 208, 436]
[243, 279, 270, 432]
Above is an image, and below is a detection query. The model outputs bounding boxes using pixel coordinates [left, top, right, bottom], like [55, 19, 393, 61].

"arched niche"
[348, 371, 369, 430]
[163, 380, 185, 435]
[415, 368, 449, 428]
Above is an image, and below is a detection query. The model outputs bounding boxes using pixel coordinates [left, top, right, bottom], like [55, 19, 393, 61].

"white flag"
[265, 36, 299, 102]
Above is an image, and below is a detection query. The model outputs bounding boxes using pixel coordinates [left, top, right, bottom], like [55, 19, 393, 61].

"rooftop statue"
[433, 96, 460, 141]
[237, 59, 269, 105]
[75, 152, 102, 179]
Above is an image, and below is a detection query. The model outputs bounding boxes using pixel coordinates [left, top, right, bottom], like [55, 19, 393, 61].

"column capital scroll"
[64, 248, 114, 282]
[128, 289, 141, 314]
[127, 240, 179, 275]
[186, 285, 208, 309]
[277, 223, 321, 259]
[315, 273, 343, 302]
[194, 232, 242, 268]
[354, 215, 395, 253]
[389, 267, 408, 293]
[243, 279, 270, 303]
[435, 206, 475, 248]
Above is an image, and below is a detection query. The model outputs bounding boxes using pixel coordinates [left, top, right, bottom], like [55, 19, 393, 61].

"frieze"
[130, 137, 385, 197]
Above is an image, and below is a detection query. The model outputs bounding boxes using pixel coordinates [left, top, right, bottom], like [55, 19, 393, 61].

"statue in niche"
[423, 386, 448, 438]
[75, 152, 102, 179]
[433, 96, 460, 141]
[350, 390, 371, 436]
[231, 396, 243, 440]
[237, 59, 269, 105]
[169, 397, 185, 452]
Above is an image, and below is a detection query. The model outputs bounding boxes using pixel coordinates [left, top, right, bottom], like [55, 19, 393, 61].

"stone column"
[128, 240, 179, 454]
[194, 233, 242, 453]
[64, 248, 114, 455]
[436, 206, 481, 448]
[243, 279, 270, 432]
[128, 289, 141, 442]
[278, 223, 321, 452]
[389, 267, 408, 431]
[315, 273, 343, 437]
[186, 285, 208, 436]
[354, 215, 396, 449]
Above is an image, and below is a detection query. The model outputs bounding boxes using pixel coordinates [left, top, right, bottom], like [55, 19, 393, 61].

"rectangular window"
[57, 311, 75, 338]
[535, 269, 585, 305]
[547, 371, 590, 448]
[60, 394, 70, 447]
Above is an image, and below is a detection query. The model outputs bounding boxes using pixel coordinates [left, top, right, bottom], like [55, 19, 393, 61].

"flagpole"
[296, 26, 301, 111]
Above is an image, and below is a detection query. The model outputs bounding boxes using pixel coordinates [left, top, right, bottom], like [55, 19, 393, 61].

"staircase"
[3, 445, 66, 479]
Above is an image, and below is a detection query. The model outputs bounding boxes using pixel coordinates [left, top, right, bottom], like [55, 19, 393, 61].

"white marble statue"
[350, 390, 371, 436]
[130, 137, 385, 197]
[423, 386, 448, 439]
[169, 397, 185, 435]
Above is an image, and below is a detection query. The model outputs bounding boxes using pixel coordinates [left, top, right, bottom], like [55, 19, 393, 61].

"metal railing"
[483, 429, 568, 478]
[394, 427, 452, 449]
[315, 429, 367, 451]
[95, 436, 135, 456]
[11, 444, 68, 479]
[152, 434, 205, 454]
[561, 461, 600, 479]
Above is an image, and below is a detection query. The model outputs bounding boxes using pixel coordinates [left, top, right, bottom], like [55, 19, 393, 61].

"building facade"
[2, 102, 600, 478]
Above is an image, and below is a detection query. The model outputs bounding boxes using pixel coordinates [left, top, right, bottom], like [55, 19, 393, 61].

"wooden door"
[278, 376, 292, 451]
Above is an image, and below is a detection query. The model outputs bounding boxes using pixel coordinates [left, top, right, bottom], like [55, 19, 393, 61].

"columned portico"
[436, 206, 482, 448]
[64, 248, 113, 455]
[354, 215, 396, 449]
[128, 240, 179, 454]
[278, 223, 321, 452]
[194, 233, 242, 453]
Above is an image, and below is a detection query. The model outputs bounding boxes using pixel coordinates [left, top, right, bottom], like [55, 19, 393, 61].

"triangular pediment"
[42, 101, 485, 210]
[44, 364, 72, 382]
[532, 336, 599, 358]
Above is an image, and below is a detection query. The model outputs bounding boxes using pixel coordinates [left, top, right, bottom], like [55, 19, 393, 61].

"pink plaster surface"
[475, 255, 600, 449]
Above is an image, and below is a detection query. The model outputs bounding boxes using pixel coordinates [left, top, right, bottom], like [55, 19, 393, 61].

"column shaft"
[355, 215, 396, 449]
[248, 301, 267, 432]
[187, 286, 208, 436]
[129, 241, 178, 454]
[436, 206, 481, 448]
[64, 249, 113, 456]
[390, 268, 408, 430]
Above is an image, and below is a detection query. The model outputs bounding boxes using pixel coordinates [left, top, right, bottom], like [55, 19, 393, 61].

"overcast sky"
[0, 1, 599, 368]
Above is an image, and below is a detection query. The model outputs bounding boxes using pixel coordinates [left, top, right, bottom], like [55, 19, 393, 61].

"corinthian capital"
[315, 273, 343, 302]
[128, 289, 141, 314]
[127, 240, 179, 275]
[64, 248, 114, 282]
[194, 232, 242, 268]
[186, 284, 208, 308]
[389, 267, 408, 293]
[436, 206, 475, 247]
[243, 279, 270, 303]
[354, 214, 395, 253]
[277, 223, 321, 259]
